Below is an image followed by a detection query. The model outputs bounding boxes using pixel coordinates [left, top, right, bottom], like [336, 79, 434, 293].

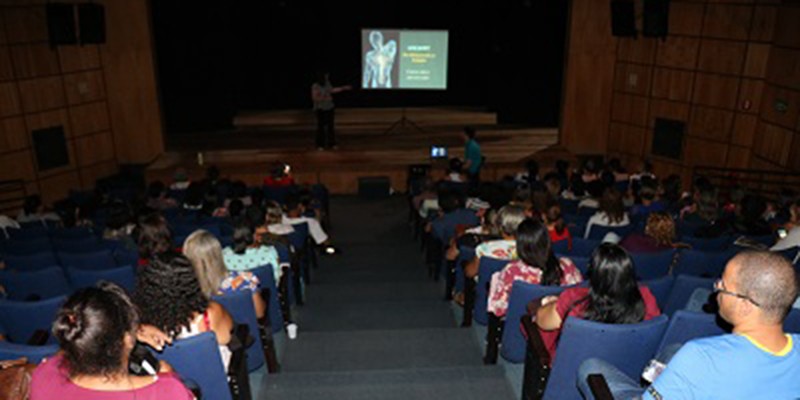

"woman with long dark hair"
[31, 282, 193, 399]
[487, 219, 582, 318]
[584, 188, 630, 238]
[535, 243, 660, 362]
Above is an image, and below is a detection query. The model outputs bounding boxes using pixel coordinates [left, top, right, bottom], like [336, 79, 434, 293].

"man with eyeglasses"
[577, 250, 800, 399]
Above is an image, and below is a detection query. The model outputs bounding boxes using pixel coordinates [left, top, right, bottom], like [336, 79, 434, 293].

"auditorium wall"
[0, 0, 162, 205]
[562, 0, 800, 186]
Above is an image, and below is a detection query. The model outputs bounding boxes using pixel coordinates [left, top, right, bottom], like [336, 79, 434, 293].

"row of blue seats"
[0, 265, 136, 300]
[1, 248, 136, 271]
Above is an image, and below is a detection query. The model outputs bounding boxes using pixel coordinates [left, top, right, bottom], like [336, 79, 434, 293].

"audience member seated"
[535, 243, 661, 363]
[681, 188, 725, 237]
[169, 168, 191, 191]
[17, 195, 61, 225]
[732, 194, 772, 237]
[31, 282, 193, 400]
[146, 181, 178, 211]
[136, 253, 235, 372]
[619, 212, 675, 253]
[578, 251, 800, 399]
[223, 225, 281, 280]
[464, 204, 526, 278]
[136, 213, 174, 265]
[542, 199, 571, 249]
[577, 180, 604, 211]
[283, 194, 330, 245]
[257, 200, 294, 237]
[184, 230, 267, 319]
[659, 174, 683, 212]
[630, 178, 665, 219]
[487, 219, 582, 318]
[181, 182, 208, 213]
[445, 158, 466, 183]
[584, 188, 630, 239]
[263, 162, 295, 187]
[103, 201, 137, 251]
[224, 181, 253, 208]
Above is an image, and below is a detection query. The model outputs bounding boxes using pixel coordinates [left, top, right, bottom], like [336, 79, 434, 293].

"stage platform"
[148, 107, 564, 194]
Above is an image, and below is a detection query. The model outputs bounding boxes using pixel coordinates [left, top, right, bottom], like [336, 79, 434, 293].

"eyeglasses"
[714, 279, 761, 307]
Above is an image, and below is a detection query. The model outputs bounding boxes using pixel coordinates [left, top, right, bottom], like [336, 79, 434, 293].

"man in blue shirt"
[578, 250, 800, 399]
[462, 126, 483, 187]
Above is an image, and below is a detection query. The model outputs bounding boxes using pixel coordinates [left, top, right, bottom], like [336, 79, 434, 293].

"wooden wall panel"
[697, 39, 746, 75]
[614, 63, 652, 96]
[649, 99, 690, 127]
[737, 79, 764, 115]
[743, 43, 771, 78]
[750, 6, 777, 42]
[765, 47, 800, 90]
[692, 73, 739, 109]
[9, 44, 59, 79]
[611, 94, 649, 127]
[651, 68, 694, 102]
[63, 70, 105, 105]
[759, 85, 800, 129]
[669, 2, 704, 36]
[25, 109, 71, 137]
[689, 106, 734, 142]
[608, 122, 625, 153]
[58, 45, 101, 73]
[75, 132, 114, 167]
[773, 5, 800, 48]
[0, 117, 27, 152]
[726, 145, 751, 169]
[38, 171, 80, 205]
[753, 123, 793, 166]
[2, 7, 48, 44]
[69, 101, 110, 136]
[0, 10, 7, 44]
[0, 150, 35, 181]
[0, 81, 21, 117]
[702, 5, 752, 40]
[79, 160, 118, 189]
[685, 137, 729, 166]
[656, 37, 700, 69]
[617, 38, 655, 64]
[0, 46, 14, 80]
[731, 113, 758, 147]
[17, 76, 65, 112]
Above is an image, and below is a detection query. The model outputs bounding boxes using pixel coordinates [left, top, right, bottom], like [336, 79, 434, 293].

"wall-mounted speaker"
[79, 4, 106, 44]
[643, 0, 670, 38]
[611, 0, 637, 37]
[46, 3, 77, 46]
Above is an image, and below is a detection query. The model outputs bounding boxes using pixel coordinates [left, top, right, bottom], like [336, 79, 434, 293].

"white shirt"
[584, 211, 630, 238]
[282, 215, 329, 245]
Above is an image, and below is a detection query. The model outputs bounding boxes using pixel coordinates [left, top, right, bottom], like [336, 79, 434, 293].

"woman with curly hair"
[31, 282, 192, 399]
[183, 229, 267, 319]
[135, 253, 234, 371]
[619, 212, 676, 253]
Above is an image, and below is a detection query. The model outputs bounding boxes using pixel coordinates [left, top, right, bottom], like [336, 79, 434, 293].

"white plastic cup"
[287, 323, 298, 339]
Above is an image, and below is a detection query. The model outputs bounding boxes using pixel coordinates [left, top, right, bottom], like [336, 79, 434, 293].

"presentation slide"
[361, 29, 448, 90]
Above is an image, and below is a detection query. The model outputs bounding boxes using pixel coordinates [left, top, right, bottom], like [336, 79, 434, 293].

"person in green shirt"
[462, 126, 483, 186]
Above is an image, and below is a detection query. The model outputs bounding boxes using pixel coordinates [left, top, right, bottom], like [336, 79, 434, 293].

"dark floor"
[257, 196, 515, 400]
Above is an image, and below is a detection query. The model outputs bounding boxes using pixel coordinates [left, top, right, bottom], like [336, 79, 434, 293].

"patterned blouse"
[475, 239, 517, 260]
[487, 257, 583, 317]
[222, 245, 281, 281]
[219, 271, 261, 294]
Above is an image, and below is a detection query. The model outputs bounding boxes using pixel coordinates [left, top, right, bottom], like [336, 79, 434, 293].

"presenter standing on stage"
[311, 72, 351, 150]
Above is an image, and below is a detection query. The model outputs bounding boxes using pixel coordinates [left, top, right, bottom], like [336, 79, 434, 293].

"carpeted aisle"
[258, 196, 516, 400]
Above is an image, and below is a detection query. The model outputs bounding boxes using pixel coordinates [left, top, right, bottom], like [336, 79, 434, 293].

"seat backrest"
[679, 235, 732, 252]
[474, 257, 510, 325]
[656, 310, 728, 354]
[249, 265, 284, 333]
[0, 342, 59, 364]
[2, 252, 59, 271]
[544, 315, 669, 400]
[1, 238, 53, 256]
[662, 275, 715, 317]
[631, 250, 675, 280]
[500, 281, 570, 363]
[587, 224, 634, 241]
[50, 227, 94, 240]
[641, 276, 674, 311]
[213, 289, 265, 372]
[155, 332, 232, 400]
[0, 267, 71, 301]
[8, 227, 49, 241]
[571, 238, 600, 258]
[561, 255, 589, 276]
[52, 237, 107, 254]
[287, 222, 310, 250]
[673, 249, 735, 278]
[431, 209, 479, 244]
[785, 308, 800, 334]
[58, 249, 117, 270]
[0, 296, 66, 344]
[67, 265, 136, 292]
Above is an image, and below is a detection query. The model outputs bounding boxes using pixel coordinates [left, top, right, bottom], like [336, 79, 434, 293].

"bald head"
[732, 251, 799, 324]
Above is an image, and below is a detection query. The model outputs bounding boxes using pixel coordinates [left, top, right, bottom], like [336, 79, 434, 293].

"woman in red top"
[263, 162, 295, 187]
[535, 243, 661, 363]
[543, 200, 571, 250]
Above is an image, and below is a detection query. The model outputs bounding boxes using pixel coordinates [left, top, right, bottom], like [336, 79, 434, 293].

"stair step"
[293, 300, 458, 332]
